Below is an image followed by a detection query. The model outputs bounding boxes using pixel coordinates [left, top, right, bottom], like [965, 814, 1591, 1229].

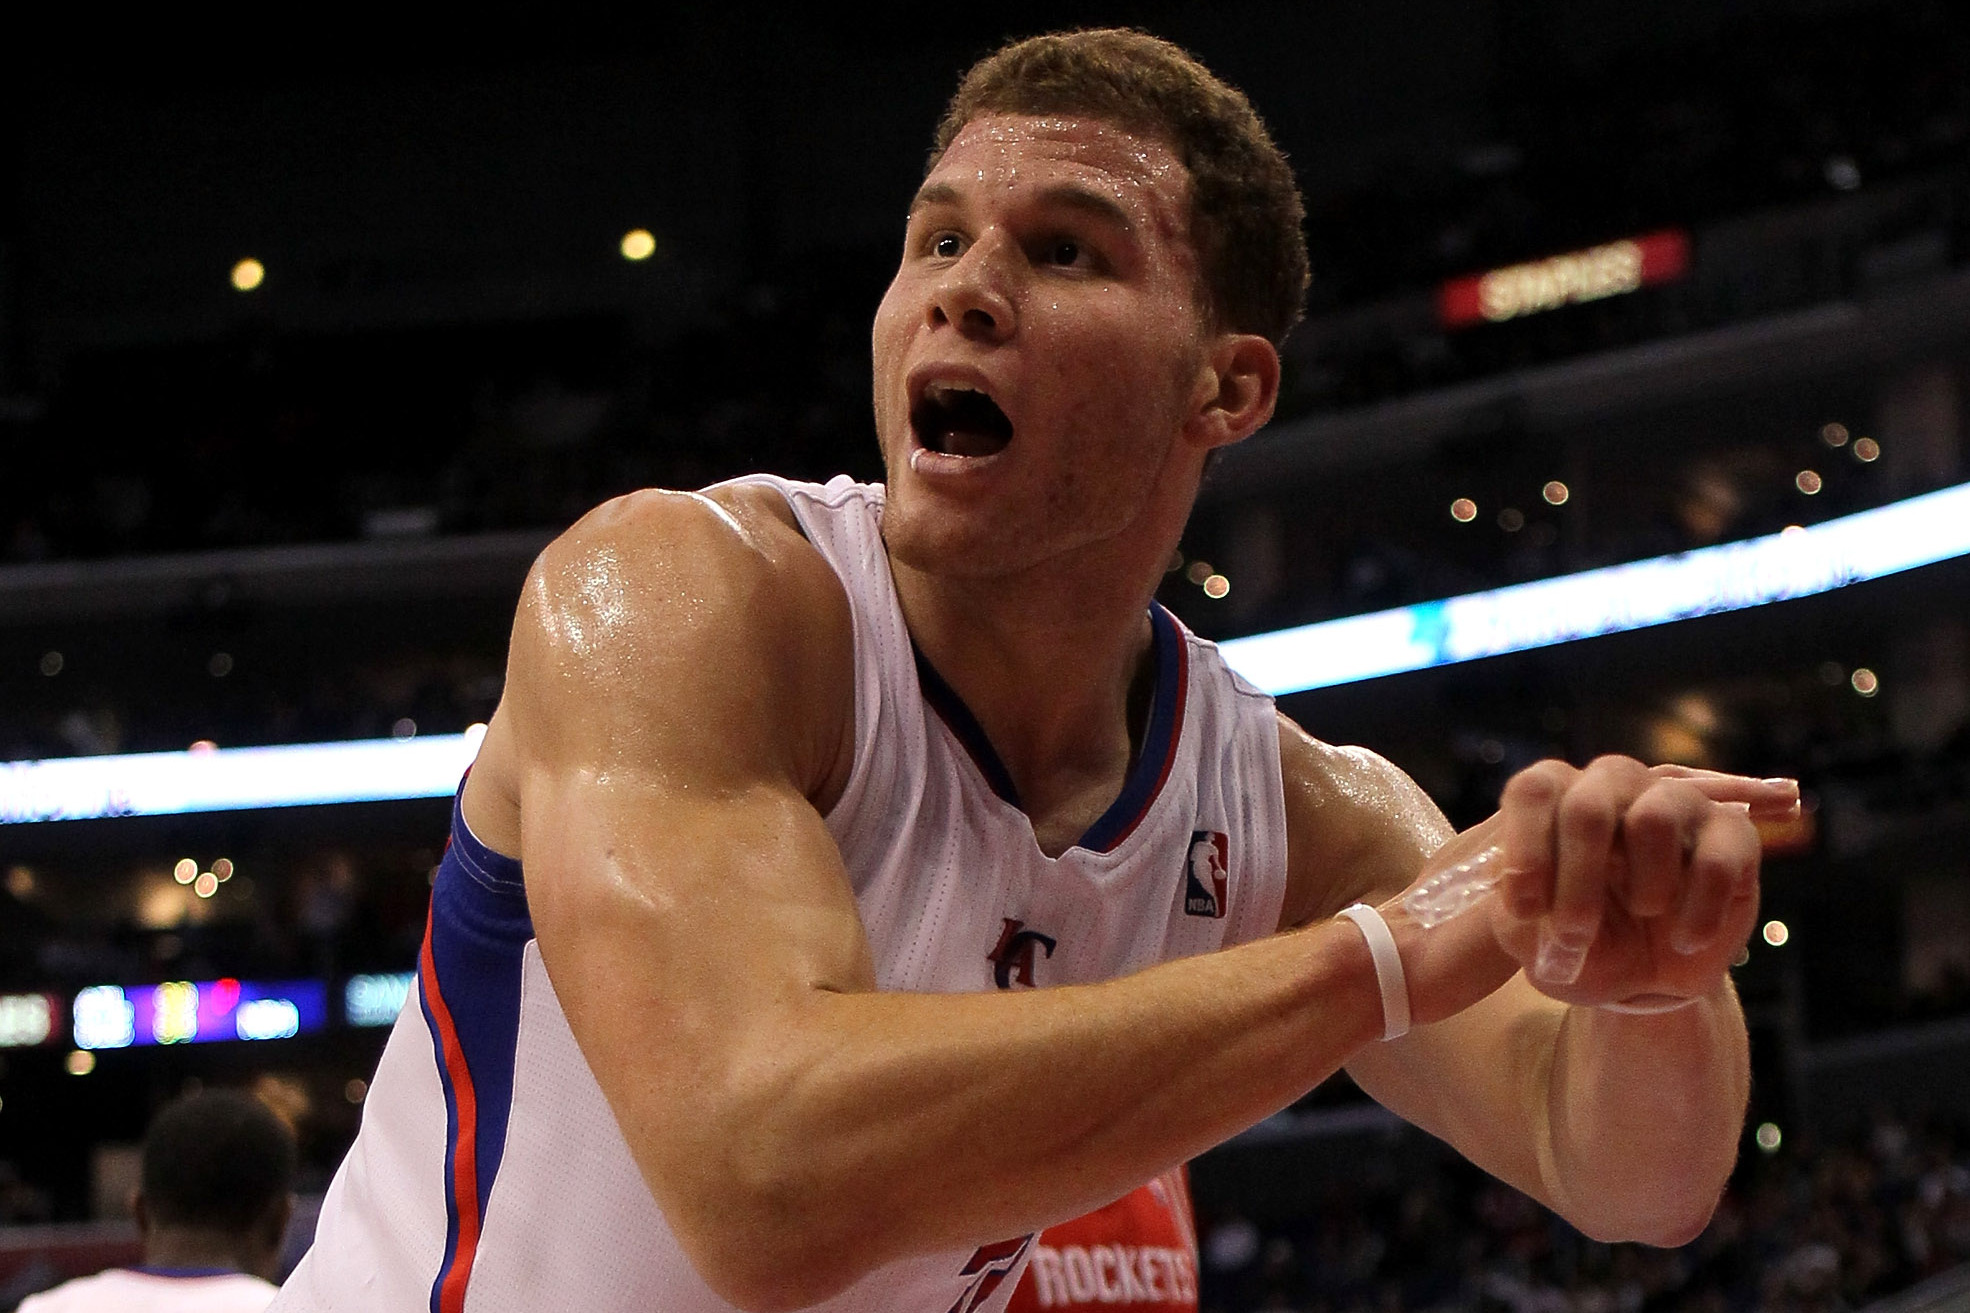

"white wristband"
[1338, 903, 1410, 1041]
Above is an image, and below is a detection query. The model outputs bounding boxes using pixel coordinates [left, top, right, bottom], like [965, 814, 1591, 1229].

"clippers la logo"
[948, 1234, 1033, 1313]
[1183, 831, 1229, 919]
[988, 919, 1057, 989]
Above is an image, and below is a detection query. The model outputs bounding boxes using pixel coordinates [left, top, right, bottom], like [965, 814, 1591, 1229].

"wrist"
[1337, 904, 1410, 1041]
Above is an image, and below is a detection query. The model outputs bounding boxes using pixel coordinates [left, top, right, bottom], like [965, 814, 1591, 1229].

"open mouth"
[910, 383, 1014, 459]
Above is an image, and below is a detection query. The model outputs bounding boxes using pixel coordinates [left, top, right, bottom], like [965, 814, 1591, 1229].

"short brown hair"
[932, 28, 1309, 345]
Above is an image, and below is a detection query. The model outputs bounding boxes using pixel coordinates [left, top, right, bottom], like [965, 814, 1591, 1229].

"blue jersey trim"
[420, 780, 533, 1313]
[912, 603, 1188, 854]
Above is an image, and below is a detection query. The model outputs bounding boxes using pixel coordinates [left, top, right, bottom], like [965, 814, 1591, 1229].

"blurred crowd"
[1198, 1111, 1970, 1313]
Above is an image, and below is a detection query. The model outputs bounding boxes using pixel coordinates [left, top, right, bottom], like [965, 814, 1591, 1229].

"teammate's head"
[136, 1089, 297, 1277]
[873, 29, 1299, 588]
[930, 29, 1308, 346]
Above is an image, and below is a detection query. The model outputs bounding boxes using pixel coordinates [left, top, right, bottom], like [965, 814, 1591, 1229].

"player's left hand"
[1487, 757, 1799, 1011]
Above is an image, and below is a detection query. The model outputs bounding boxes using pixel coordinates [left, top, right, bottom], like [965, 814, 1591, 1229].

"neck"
[889, 523, 1172, 852]
[142, 1228, 256, 1277]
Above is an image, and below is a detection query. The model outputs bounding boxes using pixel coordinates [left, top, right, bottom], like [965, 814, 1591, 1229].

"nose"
[927, 237, 1016, 344]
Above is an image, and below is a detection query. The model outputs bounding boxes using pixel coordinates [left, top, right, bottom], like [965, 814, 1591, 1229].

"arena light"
[0, 725, 486, 825]
[1221, 477, 1970, 697]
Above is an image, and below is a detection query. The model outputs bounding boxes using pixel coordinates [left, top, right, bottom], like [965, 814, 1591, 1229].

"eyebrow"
[908, 180, 1136, 234]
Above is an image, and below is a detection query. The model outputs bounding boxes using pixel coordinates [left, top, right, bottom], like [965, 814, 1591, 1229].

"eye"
[1046, 240, 1082, 266]
[932, 233, 963, 258]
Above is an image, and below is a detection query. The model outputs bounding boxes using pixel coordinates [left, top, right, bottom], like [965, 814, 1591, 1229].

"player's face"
[872, 115, 1213, 580]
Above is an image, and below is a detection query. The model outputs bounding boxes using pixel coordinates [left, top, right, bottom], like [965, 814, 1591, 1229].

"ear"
[1182, 333, 1280, 453]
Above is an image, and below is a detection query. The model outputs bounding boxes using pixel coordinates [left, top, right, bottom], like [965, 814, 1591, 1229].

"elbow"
[660, 1136, 885, 1311]
[680, 1228, 867, 1313]
[1620, 1191, 1721, 1250]
[1568, 1170, 1727, 1250]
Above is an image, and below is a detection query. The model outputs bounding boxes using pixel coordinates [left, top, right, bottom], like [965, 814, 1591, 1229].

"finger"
[1498, 762, 1573, 920]
[1620, 780, 1705, 919]
[1670, 805, 1761, 957]
[1650, 765, 1800, 820]
[1543, 757, 1642, 978]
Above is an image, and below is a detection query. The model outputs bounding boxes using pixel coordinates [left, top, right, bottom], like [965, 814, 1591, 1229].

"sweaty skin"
[462, 115, 1791, 1312]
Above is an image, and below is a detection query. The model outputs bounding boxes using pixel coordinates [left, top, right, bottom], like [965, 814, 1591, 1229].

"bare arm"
[488, 491, 1417, 1311]
[1274, 718, 1768, 1245]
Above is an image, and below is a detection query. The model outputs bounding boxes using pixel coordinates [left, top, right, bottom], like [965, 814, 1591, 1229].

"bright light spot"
[152, 981, 199, 1044]
[193, 871, 219, 898]
[4, 866, 33, 899]
[66, 1050, 96, 1076]
[189, 740, 218, 754]
[1450, 498, 1478, 523]
[1854, 437, 1880, 462]
[391, 718, 418, 740]
[73, 986, 135, 1050]
[0, 994, 53, 1047]
[1498, 507, 1525, 532]
[1796, 470, 1823, 495]
[1756, 1121, 1782, 1152]
[236, 998, 300, 1041]
[345, 972, 416, 1027]
[345, 1078, 368, 1104]
[620, 229, 657, 261]
[1203, 574, 1230, 599]
[1542, 481, 1570, 506]
[213, 858, 234, 882]
[1762, 920, 1790, 947]
[38, 651, 63, 677]
[1851, 667, 1879, 696]
[1185, 560, 1215, 585]
[231, 258, 265, 292]
[1824, 156, 1861, 191]
[1782, 524, 1807, 535]
[207, 652, 233, 678]
[1821, 422, 1849, 447]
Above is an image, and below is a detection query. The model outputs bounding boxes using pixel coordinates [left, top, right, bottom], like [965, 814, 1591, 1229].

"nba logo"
[1184, 830, 1229, 918]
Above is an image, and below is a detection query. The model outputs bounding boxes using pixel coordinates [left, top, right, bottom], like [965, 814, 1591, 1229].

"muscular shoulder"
[1273, 712, 1454, 930]
[498, 484, 854, 799]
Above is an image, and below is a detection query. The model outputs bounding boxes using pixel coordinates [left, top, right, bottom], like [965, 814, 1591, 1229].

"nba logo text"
[1183, 831, 1229, 919]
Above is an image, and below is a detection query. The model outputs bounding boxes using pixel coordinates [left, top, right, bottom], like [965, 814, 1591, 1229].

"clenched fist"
[1488, 757, 1798, 1011]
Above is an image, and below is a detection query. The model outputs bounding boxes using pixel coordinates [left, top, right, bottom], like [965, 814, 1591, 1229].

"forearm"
[639, 919, 1382, 1306]
[1541, 980, 1750, 1245]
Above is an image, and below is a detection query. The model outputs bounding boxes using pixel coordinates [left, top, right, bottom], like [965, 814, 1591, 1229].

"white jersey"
[20, 1268, 278, 1313]
[276, 475, 1288, 1313]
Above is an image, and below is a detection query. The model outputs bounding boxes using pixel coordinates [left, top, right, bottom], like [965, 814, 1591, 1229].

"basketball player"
[275, 29, 1797, 1313]
[23, 1090, 295, 1313]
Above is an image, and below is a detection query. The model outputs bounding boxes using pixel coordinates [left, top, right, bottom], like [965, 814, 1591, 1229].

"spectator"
[17, 1090, 296, 1313]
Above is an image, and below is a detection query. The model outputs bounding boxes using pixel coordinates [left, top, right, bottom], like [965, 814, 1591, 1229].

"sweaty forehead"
[923, 115, 1192, 239]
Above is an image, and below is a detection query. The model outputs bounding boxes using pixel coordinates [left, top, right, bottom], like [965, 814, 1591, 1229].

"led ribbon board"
[71, 978, 328, 1049]
[4, 481, 1970, 821]
[1221, 478, 1970, 697]
[0, 726, 486, 825]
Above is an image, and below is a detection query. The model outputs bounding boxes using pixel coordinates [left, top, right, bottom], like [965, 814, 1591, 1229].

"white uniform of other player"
[275, 475, 1289, 1313]
[20, 1268, 277, 1313]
